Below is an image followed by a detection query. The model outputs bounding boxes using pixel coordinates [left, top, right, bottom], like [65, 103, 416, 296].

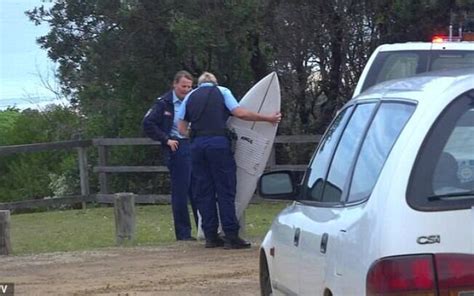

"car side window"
[304, 106, 354, 201]
[408, 91, 474, 211]
[348, 102, 415, 202]
[322, 103, 377, 203]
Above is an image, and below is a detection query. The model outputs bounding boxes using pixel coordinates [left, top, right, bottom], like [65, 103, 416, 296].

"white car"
[258, 68, 474, 296]
[352, 41, 474, 98]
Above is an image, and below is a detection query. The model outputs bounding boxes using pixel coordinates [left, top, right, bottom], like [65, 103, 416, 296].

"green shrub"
[0, 105, 82, 202]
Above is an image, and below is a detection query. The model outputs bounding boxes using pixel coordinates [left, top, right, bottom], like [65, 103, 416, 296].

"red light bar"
[432, 35, 445, 43]
[432, 35, 462, 42]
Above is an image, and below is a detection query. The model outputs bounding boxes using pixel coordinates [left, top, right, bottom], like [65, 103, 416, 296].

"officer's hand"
[270, 112, 282, 125]
[167, 139, 179, 152]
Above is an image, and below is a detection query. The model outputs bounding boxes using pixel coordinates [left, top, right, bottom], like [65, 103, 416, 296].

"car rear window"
[408, 90, 474, 211]
[362, 50, 474, 93]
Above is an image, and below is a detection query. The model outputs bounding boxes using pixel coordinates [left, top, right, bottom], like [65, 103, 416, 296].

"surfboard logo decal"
[233, 127, 269, 175]
[240, 136, 253, 144]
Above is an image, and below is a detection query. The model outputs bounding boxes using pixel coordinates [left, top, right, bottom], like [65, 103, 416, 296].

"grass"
[10, 200, 289, 255]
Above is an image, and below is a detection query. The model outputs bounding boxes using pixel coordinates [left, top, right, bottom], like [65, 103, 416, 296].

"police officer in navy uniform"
[177, 72, 281, 249]
[143, 70, 198, 241]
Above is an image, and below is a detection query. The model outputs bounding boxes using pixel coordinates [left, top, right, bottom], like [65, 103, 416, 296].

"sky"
[0, 0, 65, 110]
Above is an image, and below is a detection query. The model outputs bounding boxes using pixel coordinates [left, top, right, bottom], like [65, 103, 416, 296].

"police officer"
[143, 70, 198, 241]
[177, 72, 281, 249]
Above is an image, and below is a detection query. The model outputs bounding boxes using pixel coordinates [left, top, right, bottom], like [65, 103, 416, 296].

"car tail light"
[366, 254, 474, 296]
[367, 255, 436, 296]
[435, 254, 474, 296]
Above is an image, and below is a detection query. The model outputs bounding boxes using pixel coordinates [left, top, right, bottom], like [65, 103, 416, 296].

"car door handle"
[294, 228, 301, 247]
[320, 233, 329, 254]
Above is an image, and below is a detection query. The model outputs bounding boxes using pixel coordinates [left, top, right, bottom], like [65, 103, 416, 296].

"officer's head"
[198, 72, 218, 86]
[173, 70, 194, 99]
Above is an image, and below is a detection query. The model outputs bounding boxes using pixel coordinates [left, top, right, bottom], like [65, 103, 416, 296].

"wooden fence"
[0, 135, 321, 210]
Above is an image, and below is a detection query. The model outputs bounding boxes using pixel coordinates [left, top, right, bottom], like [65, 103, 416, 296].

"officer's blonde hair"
[198, 72, 218, 86]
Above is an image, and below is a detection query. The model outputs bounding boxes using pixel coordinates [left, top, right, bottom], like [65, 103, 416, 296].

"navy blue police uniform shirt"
[142, 90, 175, 144]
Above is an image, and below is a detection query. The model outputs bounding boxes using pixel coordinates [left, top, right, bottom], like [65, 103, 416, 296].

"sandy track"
[0, 241, 261, 295]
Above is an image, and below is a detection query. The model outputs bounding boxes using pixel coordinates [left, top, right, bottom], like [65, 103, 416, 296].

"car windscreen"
[407, 90, 474, 211]
[361, 50, 474, 94]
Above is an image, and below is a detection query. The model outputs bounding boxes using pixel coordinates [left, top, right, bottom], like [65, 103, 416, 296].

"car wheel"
[260, 252, 273, 296]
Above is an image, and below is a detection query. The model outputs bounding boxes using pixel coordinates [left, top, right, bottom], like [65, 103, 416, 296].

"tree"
[261, 0, 377, 133]
[166, 0, 271, 93]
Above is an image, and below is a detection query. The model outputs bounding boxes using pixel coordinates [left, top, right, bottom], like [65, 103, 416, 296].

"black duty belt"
[191, 129, 227, 138]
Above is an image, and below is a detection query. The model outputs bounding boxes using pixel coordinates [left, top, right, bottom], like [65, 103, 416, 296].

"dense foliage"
[1, 0, 472, 201]
[0, 106, 82, 201]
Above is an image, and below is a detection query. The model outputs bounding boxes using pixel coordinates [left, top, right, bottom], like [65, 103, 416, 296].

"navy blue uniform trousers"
[167, 139, 197, 240]
[190, 136, 240, 239]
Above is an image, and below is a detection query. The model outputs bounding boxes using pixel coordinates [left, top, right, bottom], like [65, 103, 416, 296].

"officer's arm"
[178, 120, 190, 138]
[143, 102, 170, 144]
[231, 107, 281, 124]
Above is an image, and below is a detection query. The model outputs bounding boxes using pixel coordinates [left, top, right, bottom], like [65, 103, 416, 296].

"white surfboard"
[196, 72, 281, 239]
[228, 72, 281, 221]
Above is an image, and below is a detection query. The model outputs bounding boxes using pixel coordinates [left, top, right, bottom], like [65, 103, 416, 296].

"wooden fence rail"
[0, 140, 92, 156]
[0, 135, 320, 210]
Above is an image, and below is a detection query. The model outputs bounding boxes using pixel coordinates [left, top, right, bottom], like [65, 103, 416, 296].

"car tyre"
[260, 252, 273, 296]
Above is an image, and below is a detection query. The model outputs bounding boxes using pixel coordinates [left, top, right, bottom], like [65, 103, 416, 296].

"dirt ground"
[0, 241, 262, 295]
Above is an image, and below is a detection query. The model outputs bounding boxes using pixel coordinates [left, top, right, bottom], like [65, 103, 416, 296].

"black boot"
[205, 236, 225, 248]
[223, 235, 251, 249]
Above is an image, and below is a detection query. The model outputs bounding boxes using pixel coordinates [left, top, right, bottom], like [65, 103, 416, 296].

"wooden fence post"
[0, 210, 12, 255]
[114, 193, 136, 245]
[98, 144, 109, 194]
[77, 147, 89, 209]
